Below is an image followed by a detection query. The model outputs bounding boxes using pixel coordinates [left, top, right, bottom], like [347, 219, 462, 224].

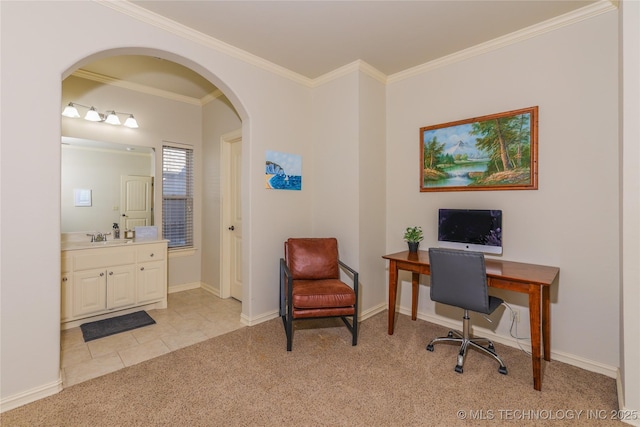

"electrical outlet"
[511, 310, 520, 323]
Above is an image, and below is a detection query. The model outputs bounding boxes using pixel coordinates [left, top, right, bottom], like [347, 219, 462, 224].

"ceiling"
[81, 0, 601, 100]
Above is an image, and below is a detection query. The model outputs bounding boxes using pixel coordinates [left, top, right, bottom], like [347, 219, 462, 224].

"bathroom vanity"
[61, 237, 168, 329]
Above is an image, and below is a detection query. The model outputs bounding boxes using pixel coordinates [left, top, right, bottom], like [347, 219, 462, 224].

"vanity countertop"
[62, 238, 168, 251]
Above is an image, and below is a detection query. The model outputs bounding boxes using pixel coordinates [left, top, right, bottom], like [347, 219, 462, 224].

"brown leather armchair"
[280, 238, 359, 351]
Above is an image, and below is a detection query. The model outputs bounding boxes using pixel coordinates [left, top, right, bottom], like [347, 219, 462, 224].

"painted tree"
[424, 136, 445, 169]
[471, 113, 530, 173]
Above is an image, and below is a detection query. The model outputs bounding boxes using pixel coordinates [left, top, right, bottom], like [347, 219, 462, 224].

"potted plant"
[403, 226, 424, 253]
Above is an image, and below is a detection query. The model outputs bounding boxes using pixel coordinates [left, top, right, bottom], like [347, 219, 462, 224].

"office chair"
[426, 248, 507, 375]
[280, 238, 359, 351]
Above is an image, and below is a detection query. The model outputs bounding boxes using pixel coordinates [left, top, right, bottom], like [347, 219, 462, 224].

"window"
[162, 146, 194, 249]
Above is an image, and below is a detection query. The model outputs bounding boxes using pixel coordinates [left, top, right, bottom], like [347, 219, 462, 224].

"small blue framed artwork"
[265, 151, 302, 191]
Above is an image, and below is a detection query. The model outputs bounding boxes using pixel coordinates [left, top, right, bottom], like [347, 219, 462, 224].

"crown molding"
[96, 0, 313, 88]
[95, 0, 615, 91]
[312, 60, 387, 87]
[72, 69, 211, 106]
[388, 0, 617, 84]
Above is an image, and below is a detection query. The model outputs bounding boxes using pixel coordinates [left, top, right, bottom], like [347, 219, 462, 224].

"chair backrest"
[428, 248, 491, 314]
[285, 238, 340, 280]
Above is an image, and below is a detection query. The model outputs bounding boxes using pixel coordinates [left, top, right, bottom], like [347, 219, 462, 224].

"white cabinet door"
[73, 269, 107, 317]
[107, 265, 136, 310]
[61, 274, 73, 321]
[137, 260, 166, 304]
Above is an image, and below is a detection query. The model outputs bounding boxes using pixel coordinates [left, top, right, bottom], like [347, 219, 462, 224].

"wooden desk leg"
[411, 272, 419, 321]
[528, 285, 542, 391]
[388, 261, 398, 335]
[542, 285, 551, 361]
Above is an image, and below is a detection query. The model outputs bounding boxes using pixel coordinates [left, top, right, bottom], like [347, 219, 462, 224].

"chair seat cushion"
[292, 279, 355, 309]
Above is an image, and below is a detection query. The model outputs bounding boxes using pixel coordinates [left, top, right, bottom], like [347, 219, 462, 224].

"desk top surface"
[382, 250, 559, 286]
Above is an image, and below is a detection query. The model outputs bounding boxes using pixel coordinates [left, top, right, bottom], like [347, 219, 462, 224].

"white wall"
[386, 10, 620, 370]
[311, 67, 388, 316]
[0, 0, 312, 405]
[201, 95, 242, 294]
[620, 0, 640, 419]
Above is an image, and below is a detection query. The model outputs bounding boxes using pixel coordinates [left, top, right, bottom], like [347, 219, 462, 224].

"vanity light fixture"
[61, 102, 139, 128]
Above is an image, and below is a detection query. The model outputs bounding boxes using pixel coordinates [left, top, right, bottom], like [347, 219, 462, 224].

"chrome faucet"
[86, 232, 111, 242]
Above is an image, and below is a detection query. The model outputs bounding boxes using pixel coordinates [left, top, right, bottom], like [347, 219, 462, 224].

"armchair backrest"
[428, 248, 491, 313]
[285, 238, 340, 280]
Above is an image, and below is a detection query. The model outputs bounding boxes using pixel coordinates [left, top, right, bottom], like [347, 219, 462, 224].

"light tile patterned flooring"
[60, 288, 244, 387]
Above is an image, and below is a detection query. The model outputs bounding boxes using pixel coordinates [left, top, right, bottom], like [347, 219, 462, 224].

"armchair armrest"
[339, 260, 359, 309]
[280, 258, 291, 317]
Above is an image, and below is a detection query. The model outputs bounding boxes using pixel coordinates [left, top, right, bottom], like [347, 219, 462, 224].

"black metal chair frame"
[280, 258, 359, 351]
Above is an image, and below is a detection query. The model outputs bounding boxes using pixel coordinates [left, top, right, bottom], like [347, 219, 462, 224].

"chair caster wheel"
[455, 365, 463, 374]
[499, 366, 508, 375]
[426, 344, 434, 352]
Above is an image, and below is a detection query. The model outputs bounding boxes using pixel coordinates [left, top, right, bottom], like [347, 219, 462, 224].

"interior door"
[228, 140, 243, 301]
[120, 175, 153, 230]
[221, 130, 243, 301]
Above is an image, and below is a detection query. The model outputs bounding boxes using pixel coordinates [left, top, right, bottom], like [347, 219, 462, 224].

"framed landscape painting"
[420, 106, 538, 192]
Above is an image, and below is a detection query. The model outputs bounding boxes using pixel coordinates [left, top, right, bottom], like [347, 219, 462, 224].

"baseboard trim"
[0, 378, 62, 413]
[241, 310, 279, 326]
[200, 282, 220, 297]
[168, 281, 202, 294]
[401, 307, 618, 379]
[360, 302, 387, 321]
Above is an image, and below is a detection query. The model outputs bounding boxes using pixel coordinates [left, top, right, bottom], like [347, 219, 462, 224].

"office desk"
[382, 250, 559, 391]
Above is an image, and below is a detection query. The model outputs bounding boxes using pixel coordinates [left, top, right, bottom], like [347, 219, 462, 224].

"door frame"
[220, 129, 242, 299]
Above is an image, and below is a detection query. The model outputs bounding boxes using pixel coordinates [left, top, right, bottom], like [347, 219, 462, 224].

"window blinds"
[162, 146, 194, 249]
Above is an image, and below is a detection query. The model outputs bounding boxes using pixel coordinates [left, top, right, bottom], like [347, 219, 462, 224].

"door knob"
[228, 226, 235, 231]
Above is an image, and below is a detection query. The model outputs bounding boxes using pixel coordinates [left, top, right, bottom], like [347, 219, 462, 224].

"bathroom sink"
[62, 240, 132, 250]
[90, 239, 132, 246]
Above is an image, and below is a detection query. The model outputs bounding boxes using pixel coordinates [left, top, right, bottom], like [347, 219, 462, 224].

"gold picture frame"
[420, 106, 538, 192]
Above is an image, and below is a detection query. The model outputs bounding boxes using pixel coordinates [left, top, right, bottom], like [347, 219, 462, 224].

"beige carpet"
[1, 312, 621, 426]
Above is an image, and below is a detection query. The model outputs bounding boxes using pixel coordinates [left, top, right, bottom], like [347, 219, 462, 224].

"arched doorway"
[60, 51, 247, 386]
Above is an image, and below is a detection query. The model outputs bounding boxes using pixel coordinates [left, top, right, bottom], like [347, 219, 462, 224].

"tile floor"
[60, 288, 244, 387]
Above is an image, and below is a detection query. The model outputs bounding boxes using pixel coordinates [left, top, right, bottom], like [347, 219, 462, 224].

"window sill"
[168, 248, 197, 258]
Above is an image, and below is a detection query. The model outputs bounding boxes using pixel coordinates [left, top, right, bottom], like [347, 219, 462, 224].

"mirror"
[61, 136, 155, 233]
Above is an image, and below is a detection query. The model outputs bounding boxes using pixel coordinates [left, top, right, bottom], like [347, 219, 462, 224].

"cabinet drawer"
[74, 247, 136, 271]
[136, 243, 166, 262]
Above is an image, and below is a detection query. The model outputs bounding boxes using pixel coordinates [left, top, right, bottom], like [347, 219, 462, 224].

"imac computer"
[437, 209, 503, 255]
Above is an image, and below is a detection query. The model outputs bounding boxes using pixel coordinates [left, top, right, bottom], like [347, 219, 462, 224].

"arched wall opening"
[60, 48, 250, 356]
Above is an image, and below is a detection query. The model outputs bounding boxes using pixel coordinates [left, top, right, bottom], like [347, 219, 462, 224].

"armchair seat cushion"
[292, 279, 356, 309]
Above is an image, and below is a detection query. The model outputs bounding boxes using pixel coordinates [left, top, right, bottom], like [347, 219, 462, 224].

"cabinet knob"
[62, 277, 68, 282]
[140, 267, 145, 271]
[109, 271, 114, 276]
[100, 272, 105, 277]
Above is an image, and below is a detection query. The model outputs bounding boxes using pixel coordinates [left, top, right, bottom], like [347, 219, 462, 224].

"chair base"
[282, 314, 357, 351]
[426, 312, 507, 375]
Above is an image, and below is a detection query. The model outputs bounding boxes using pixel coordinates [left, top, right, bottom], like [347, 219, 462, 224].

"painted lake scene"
[420, 107, 538, 192]
[265, 150, 302, 191]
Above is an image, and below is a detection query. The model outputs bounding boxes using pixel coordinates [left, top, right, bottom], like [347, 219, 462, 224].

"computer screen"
[437, 209, 503, 255]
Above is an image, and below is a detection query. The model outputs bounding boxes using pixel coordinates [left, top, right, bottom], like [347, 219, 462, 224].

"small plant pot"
[407, 242, 420, 253]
